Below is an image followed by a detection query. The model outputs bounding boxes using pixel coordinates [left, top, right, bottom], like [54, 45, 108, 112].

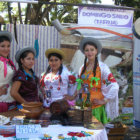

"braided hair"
[80, 41, 98, 77]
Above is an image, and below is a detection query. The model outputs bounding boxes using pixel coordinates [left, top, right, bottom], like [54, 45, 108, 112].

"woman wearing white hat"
[78, 37, 119, 124]
[0, 31, 16, 112]
[10, 47, 41, 105]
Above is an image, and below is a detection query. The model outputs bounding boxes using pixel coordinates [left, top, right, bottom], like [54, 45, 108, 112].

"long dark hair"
[18, 50, 35, 74]
[80, 42, 98, 77]
[0, 36, 16, 70]
[46, 53, 63, 83]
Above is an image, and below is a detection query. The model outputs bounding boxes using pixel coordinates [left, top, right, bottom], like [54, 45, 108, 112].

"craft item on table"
[58, 134, 65, 139]
[67, 108, 92, 125]
[0, 115, 10, 125]
[23, 119, 51, 127]
[11, 117, 24, 125]
[0, 125, 15, 135]
[19, 102, 44, 119]
[107, 122, 128, 140]
[44, 133, 52, 139]
[66, 131, 94, 139]
[68, 132, 85, 137]
[84, 122, 104, 130]
[81, 131, 91, 136]
[16, 124, 43, 138]
[50, 99, 69, 115]
[50, 99, 69, 125]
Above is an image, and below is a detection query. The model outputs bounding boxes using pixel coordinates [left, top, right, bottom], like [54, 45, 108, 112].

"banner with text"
[78, 7, 134, 28]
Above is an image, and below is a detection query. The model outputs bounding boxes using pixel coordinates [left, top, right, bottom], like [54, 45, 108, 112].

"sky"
[101, 0, 114, 5]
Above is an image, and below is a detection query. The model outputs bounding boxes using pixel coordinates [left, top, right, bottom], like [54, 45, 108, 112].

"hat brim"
[45, 48, 65, 59]
[79, 37, 102, 54]
[0, 31, 12, 42]
[15, 47, 36, 62]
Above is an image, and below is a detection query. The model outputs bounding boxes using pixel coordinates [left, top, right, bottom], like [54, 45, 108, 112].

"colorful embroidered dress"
[79, 61, 119, 124]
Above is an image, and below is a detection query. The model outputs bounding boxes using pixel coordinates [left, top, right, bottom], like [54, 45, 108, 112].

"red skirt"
[0, 102, 16, 113]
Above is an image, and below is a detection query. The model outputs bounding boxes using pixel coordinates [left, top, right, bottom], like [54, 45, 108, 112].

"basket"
[108, 125, 128, 140]
[67, 108, 92, 125]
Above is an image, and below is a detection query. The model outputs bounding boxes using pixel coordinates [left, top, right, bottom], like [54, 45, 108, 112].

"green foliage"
[50, 0, 82, 24]
[0, 2, 8, 12]
[115, 0, 140, 20]
[111, 113, 133, 125]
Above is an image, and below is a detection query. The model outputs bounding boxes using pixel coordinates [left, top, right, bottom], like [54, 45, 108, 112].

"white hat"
[0, 31, 12, 42]
[79, 37, 102, 55]
[15, 47, 36, 62]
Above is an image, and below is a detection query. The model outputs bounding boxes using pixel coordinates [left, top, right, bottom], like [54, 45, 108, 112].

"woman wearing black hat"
[0, 31, 16, 112]
[78, 37, 119, 124]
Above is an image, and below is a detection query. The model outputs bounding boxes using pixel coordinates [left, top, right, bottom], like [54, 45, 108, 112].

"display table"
[0, 110, 108, 140]
[42, 124, 108, 140]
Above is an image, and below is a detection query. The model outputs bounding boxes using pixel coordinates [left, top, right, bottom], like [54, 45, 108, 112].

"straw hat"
[0, 31, 12, 42]
[79, 37, 102, 55]
[15, 47, 36, 62]
[45, 48, 65, 59]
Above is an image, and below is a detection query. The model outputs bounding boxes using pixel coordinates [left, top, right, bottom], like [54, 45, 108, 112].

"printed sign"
[78, 7, 134, 28]
[16, 124, 43, 138]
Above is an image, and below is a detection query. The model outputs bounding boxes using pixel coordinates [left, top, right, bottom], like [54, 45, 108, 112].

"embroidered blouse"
[12, 69, 40, 103]
[41, 66, 77, 103]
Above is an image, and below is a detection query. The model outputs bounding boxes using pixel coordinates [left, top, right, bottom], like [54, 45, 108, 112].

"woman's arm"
[63, 90, 78, 101]
[10, 81, 26, 104]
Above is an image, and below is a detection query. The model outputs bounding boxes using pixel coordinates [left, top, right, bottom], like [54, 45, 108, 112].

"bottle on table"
[76, 93, 83, 109]
[83, 84, 91, 109]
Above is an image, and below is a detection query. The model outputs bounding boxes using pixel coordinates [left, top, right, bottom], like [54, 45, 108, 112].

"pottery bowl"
[20, 102, 44, 119]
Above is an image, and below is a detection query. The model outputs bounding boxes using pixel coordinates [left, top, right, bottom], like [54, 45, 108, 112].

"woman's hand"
[0, 85, 7, 96]
[92, 99, 107, 106]
[63, 94, 75, 101]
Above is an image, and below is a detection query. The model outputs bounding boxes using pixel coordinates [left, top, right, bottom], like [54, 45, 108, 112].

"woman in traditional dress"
[10, 47, 41, 104]
[0, 31, 16, 112]
[77, 37, 119, 124]
[40, 48, 77, 107]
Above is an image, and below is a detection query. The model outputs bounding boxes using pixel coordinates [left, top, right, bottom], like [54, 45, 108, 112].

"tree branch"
[18, 3, 23, 24]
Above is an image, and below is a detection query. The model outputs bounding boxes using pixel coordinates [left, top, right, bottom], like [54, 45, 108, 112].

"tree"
[114, 0, 140, 20]
[0, 0, 84, 25]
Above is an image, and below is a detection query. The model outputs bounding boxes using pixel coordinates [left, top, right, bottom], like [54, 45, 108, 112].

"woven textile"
[6, 24, 60, 77]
